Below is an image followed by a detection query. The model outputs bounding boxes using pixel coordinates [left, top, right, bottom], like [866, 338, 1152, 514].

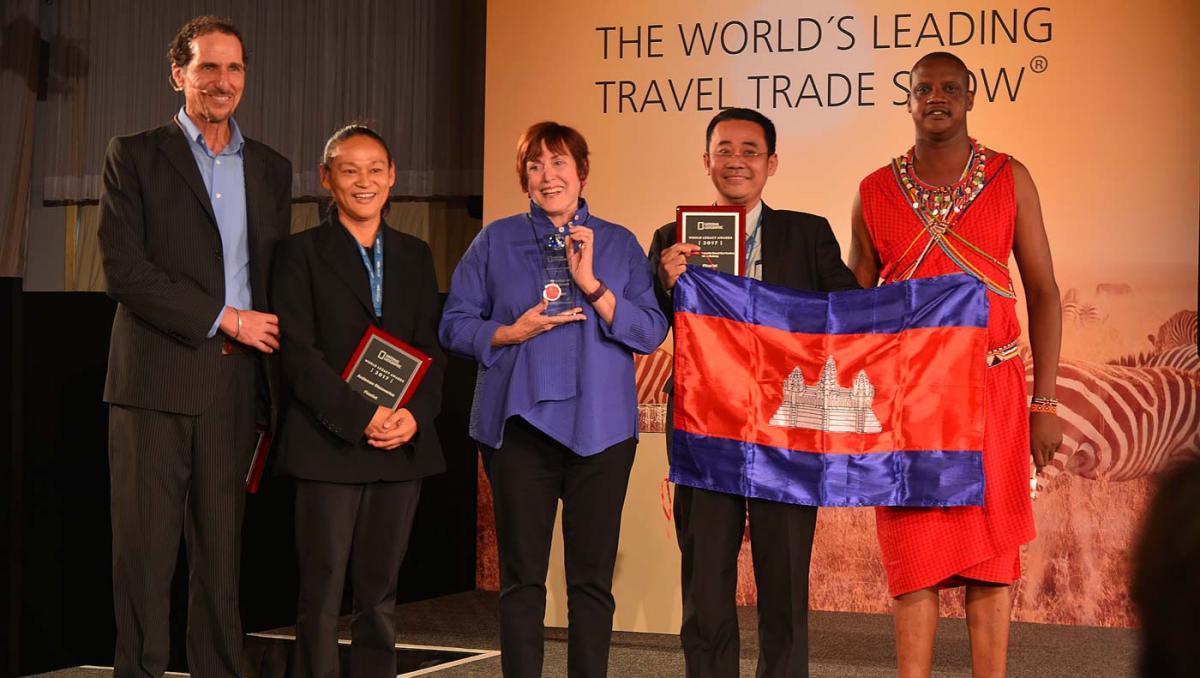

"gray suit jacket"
[98, 120, 292, 421]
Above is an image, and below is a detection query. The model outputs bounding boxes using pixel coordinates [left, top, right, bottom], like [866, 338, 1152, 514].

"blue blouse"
[439, 200, 668, 456]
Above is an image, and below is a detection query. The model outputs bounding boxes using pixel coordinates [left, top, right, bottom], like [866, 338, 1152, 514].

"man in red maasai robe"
[847, 52, 1063, 678]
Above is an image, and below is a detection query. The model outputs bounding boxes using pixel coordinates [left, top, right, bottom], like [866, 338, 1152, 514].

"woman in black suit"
[271, 124, 445, 678]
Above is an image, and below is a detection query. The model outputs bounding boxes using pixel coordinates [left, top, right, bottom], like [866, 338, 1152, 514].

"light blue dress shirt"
[175, 107, 251, 337]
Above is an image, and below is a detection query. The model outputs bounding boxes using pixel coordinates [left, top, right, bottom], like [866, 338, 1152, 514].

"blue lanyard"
[744, 209, 764, 274]
[354, 229, 384, 318]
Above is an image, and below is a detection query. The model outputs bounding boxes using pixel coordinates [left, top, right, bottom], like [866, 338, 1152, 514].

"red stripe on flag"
[673, 312, 986, 454]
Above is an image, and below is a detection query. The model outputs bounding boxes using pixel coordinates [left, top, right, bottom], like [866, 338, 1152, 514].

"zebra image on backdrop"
[1035, 309, 1199, 493]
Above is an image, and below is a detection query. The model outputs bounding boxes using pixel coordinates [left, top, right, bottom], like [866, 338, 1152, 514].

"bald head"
[910, 52, 972, 92]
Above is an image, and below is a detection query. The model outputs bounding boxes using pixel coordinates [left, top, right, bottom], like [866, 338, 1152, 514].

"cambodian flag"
[671, 267, 988, 507]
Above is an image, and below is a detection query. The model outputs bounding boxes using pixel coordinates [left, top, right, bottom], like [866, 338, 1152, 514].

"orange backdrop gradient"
[481, 0, 1200, 628]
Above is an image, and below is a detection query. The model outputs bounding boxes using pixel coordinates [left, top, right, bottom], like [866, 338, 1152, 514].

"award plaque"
[539, 232, 577, 315]
[341, 325, 432, 410]
[675, 205, 747, 276]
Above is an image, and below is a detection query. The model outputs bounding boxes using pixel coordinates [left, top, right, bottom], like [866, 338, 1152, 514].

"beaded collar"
[896, 137, 986, 236]
[887, 139, 1016, 298]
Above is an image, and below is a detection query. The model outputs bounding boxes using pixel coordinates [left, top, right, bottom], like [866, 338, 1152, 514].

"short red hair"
[515, 121, 590, 193]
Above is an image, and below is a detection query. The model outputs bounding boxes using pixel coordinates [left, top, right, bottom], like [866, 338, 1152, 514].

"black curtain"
[40, 0, 485, 202]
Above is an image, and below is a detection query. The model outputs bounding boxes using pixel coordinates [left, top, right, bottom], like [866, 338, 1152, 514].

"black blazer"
[648, 203, 860, 326]
[98, 121, 292, 420]
[270, 216, 446, 483]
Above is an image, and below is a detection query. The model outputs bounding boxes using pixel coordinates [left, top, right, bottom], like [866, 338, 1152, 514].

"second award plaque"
[675, 205, 747, 276]
[341, 325, 432, 410]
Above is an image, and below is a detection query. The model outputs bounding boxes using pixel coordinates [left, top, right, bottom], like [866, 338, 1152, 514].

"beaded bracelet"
[1029, 396, 1057, 415]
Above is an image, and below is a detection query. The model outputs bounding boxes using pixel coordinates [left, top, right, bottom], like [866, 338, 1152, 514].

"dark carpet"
[28, 590, 1138, 677]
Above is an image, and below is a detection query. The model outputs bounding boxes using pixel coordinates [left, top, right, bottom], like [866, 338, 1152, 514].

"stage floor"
[31, 590, 1137, 677]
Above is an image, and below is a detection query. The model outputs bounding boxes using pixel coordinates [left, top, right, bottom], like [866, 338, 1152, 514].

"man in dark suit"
[97, 15, 292, 678]
[648, 108, 859, 678]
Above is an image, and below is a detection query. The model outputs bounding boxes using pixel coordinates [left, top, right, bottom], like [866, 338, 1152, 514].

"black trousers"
[675, 486, 817, 678]
[292, 478, 422, 678]
[481, 417, 637, 678]
[109, 353, 256, 678]
[668, 391, 818, 678]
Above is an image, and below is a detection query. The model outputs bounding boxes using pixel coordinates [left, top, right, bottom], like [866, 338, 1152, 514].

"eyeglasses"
[708, 149, 768, 162]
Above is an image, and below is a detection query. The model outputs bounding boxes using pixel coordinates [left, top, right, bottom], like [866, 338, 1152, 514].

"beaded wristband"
[1030, 396, 1057, 415]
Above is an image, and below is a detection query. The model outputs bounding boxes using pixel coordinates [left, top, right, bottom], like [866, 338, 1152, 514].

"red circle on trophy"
[542, 282, 562, 302]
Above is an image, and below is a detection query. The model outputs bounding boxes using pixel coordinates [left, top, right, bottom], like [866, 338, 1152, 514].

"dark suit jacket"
[648, 203, 859, 400]
[648, 203, 859, 325]
[98, 121, 292, 421]
[270, 216, 446, 483]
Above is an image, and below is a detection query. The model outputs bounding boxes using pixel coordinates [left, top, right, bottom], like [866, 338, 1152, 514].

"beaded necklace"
[887, 138, 1016, 298]
[898, 137, 986, 235]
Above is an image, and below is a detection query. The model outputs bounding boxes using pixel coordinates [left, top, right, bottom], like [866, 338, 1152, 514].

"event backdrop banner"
[480, 0, 1200, 630]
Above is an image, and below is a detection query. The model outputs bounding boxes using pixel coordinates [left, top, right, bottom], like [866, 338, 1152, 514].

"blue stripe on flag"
[669, 430, 985, 507]
[674, 267, 988, 335]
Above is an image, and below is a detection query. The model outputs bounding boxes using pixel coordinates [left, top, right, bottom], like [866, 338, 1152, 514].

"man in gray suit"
[98, 15, 292, 678]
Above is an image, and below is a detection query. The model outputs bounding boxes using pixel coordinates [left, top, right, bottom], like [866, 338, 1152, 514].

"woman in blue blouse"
[440, 121, 667, 677]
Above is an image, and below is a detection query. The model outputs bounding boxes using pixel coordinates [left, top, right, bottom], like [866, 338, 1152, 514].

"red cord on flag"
[660, 476, 673, 522]
[660, 476, 675, 541]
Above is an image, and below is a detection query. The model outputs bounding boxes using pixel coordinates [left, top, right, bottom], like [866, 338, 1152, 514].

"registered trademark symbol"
[1030, 56, 1048, 73]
